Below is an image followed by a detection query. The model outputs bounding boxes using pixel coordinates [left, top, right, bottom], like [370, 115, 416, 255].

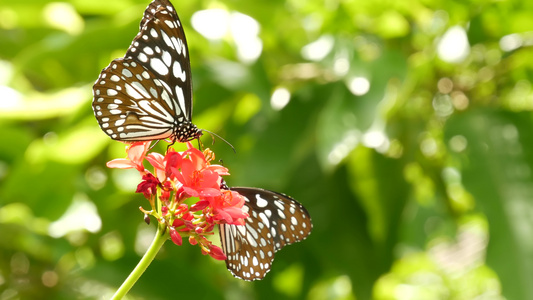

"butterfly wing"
[93, 58, 180, 141]
[219, 187, 313, 281]
[92, 0, 198, 142]
[125, 0, 193, 121]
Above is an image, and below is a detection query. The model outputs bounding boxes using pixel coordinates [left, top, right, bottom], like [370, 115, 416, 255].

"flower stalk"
[110, 222, 167, 300]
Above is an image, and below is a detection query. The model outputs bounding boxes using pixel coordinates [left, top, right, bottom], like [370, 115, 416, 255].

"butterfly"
[220, 187, 313, 281]
[92, 0, 202, 143]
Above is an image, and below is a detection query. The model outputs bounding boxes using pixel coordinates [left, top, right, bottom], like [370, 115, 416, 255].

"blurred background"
[1, 0, 533, 299]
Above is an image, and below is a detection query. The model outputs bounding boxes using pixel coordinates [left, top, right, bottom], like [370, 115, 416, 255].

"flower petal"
[182, 186, 199, 198]
[128, 141, 150, 163]
[222, 206, 248, 220]
[146, 153, 165, 170]
[208, 164, 230, 176]
[146, 153, 166, 181]
[165, 151, 183, 179]
[199, 188, 222, 197]
[106, 159, 135, 169]
[184, 146, 207, 170]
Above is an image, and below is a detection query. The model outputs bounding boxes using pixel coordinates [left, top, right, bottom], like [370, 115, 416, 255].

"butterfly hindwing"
[93, 58, 179, 141]
[219, 187, 312, 281]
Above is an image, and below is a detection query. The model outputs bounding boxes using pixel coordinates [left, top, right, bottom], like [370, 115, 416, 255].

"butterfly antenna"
[201, 129, 236, 153]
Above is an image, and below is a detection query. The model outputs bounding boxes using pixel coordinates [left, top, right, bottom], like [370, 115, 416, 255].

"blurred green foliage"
[1, 0, 533, 299]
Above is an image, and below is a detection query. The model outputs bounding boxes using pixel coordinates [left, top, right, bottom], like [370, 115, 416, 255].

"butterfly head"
[173, 121, 203, 143]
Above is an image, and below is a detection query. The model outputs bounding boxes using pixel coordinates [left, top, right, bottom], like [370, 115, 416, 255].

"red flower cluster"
[107, 142, 248, 260]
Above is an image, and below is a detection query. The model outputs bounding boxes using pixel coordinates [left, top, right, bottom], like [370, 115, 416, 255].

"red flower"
[108, 141, 249, 263]
[136, 173, 160, 199]
[208, 190, 248, 225]
[107, 141, 151, 173]
[172, 143, 229, 198]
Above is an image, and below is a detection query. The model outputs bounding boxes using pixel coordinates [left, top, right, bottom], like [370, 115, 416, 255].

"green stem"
[111, 223, 167, 300]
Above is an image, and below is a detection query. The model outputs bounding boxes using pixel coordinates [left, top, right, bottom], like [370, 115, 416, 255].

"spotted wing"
[124, 0, 193, 120]
[219, 187, 313, 281]
[93, 58, 185, 141]
[92, 0, 195, 142]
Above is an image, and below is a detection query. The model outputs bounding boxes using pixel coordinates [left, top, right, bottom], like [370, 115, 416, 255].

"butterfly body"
[92, 0, 201, 143]
[220, 187, 313, 281]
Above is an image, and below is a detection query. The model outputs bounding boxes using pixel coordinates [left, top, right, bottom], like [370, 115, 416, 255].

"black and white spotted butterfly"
[92, 0, 202, 143]
[220, 187, 313, 281]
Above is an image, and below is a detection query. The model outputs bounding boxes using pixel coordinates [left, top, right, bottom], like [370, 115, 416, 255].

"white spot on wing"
[162, 51, 171, 67]
[137, 100, 174, 123]
[161, 30, 174, 49]
[150, 87, 157, 98]
[236, 225, 247, 237]
[131, 81, 150, 98]
[291, 216, 298, 226]
[150, 58, 168, 75]
[175, 86, 186, 116]
[255, 195, 268, 208]
[138, 53, 148, 62]
[274, 201, 284, 210]
[172, 61, 185, 81]
[171, 36, 186, 56]
[144, 46, 154, 55]
[164, 20, 175, 28]
[125, 84, 143, 99]
[258, 212, 270, 228]
[122, 68, 133, 77]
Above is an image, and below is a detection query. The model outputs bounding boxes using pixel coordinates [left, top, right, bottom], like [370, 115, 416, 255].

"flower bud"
[169, 227, 183, 246]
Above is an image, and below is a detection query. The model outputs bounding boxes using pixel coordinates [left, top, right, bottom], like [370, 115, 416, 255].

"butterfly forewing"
[92, 0, 199, 143]
[124, 0, 193, 120]
[219, 187, 312, 281]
